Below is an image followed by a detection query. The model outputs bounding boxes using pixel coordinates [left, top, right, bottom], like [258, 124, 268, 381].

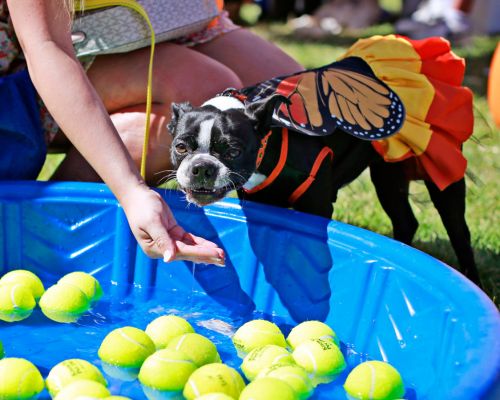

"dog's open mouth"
[183, 184, 235, 206]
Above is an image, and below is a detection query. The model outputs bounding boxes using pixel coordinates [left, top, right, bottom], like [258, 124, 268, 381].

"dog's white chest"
[243, 173, 267, 190]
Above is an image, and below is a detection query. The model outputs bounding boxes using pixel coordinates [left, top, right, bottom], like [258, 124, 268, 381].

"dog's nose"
[191, 163, 216, 179]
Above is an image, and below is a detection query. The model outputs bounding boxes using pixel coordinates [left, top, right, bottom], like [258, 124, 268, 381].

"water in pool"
[1, 283, 415, 399]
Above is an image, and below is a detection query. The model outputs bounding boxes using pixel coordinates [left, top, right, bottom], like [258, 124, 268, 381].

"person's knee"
[164, 64, 242, 106]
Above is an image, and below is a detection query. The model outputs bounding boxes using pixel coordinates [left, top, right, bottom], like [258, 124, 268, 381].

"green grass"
[39, 15, 500, 305]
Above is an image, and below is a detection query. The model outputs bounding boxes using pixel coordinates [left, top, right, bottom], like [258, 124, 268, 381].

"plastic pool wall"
[0, 181, 498, 399]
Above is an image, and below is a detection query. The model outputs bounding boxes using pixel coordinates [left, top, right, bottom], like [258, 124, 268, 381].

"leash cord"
[75, 0, 155, 179]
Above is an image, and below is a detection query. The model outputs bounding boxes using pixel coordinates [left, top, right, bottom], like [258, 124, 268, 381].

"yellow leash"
[75, 0, 155, 179]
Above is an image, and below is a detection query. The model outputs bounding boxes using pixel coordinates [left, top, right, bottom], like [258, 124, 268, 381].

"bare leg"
[194, 28, 303, 87]
[52, 42, 243, 183]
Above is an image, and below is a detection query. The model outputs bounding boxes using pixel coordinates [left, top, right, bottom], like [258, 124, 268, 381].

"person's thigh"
[193, 28, 303, 87]
[87, 41, 244, 114]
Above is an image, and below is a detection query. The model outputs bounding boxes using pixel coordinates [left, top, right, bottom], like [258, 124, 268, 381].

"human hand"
[119, 184, 225, 266]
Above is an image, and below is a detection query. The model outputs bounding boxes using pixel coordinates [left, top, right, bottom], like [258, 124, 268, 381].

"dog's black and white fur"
[168, 95, 481, 287]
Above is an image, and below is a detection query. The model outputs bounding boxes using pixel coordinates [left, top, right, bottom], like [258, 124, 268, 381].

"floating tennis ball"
[145, 315, 195, 349]
[0, 269, 45, 300]
[0, 283, 36, 322]
[46, 358, 107, 397]
[287, 320, 338, 349]
[292, 338, 346, 384]
[344, 360, 405, 400]
[239, 377, 297, 400]
[232, 320, 287, 357]
[183, 363, 245, 400]
[54, 379, 110, 400]
[98, 326, 155, 368]
[58, 271, 103, 302]
[241, 344, 295, 381]
[257, 363, 314, 399]
[39, 283, 90, 323]
[139, 348, 197, 396]
[0, 357, 45, 399]
[167, 333, 221, 367]
[196, 394, 235, 400]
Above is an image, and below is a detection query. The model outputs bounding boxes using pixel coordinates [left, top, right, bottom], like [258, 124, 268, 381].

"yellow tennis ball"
[232, 320, 287, 357]
[195, 394, 235, 400]
[58, 271, 103, 302]
[239, 377, 297, 400]
[292, 338, 346, 384]
[0, 357, 45, 399]
[287, 320, 339, 349]
[241, 344, 295, 381]
[344, 360, 405, 400]
[0, 283, 36, 322]
[46, 358, 107, 397]
[166, 333, 221, 367]
[98, 326, 155, 368]
[183, 363, 245, 400]
[145, 315, 195, 349]
[0, 269, 45, 300]
[257, 363, 314, 400]
[39, 283, 90, 323]
[138, 348, 197, 395]
[54, 379, 110, 400]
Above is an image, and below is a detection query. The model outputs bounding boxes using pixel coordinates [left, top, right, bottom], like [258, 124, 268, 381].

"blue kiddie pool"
[0, 181, 498, 399]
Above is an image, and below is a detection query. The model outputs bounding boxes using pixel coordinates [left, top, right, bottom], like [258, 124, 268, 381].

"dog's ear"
[245, 94, 289, 135]
[167, 102, 194, 136]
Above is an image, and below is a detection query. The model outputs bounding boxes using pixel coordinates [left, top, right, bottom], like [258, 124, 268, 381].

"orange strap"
[244, 129, 289, 195]
[288, 146, 333, 205]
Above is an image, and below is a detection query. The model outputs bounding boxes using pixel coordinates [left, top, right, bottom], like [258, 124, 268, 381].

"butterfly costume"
[228, 35, 473, 211]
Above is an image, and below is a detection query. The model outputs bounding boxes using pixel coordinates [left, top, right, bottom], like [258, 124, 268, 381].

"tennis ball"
[232, 320, 287, 357]
[183, 363, 245, 400]
[239, 377, 297, 400]
[54, 379, 110, 400]
[344, 360, 405, 400]
[257, 363, 314, 399]
[46, 358, 107, 397]
[241, 344, 295, 381]
[195, 394, 235, 400]
[0, 357, 45, 399]
[98, 326, 155, 368]
[167, 333, 221, 367]
[0, 269, 45, 300]
[292, 338, 346, 384]
[138, 348, 197, 395]
[0, 283, 36, 322]
[39, 283, 90, 323]
[58, 271, 103, 302]
[287, 320, 339, 349]
[145, 315, 195, 349]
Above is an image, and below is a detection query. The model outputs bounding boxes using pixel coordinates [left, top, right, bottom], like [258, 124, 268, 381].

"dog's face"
[168, 95, 285, 206]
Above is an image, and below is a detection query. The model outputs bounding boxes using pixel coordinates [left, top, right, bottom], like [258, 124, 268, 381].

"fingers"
[174, 241, 226, 267]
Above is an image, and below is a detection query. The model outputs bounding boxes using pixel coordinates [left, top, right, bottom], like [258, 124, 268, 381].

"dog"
[167, 58, 481, 288]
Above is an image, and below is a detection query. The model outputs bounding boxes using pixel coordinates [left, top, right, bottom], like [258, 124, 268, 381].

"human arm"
[7, 0, 224, 265]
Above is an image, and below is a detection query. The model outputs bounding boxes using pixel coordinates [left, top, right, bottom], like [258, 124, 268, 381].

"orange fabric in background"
[487, 43, 500, 128]
[342, 35, 473, 190]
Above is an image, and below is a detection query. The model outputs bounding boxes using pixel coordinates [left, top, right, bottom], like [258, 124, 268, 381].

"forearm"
[25, 41, 145, 201]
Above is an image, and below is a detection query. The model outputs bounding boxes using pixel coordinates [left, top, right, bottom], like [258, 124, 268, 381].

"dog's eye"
[226, 148, 242, 159]
[175, 143, 188, 154]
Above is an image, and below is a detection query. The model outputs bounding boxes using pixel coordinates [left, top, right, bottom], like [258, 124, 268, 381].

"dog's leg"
[424, 178, 481, 287]
[369, 161, 419, 245]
